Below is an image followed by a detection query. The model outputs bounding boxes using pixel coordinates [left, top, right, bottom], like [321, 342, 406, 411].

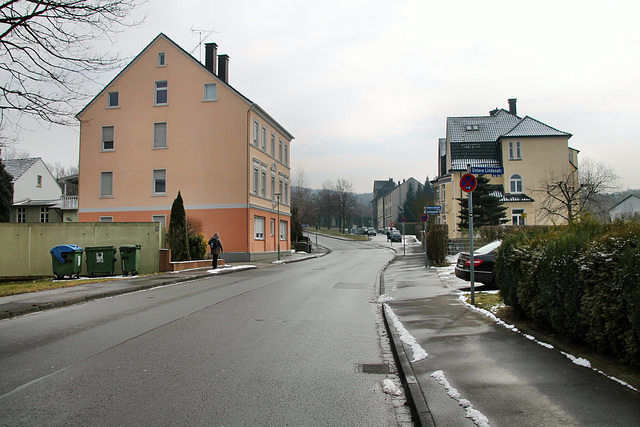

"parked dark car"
[390, 230, 402, 242]
[454, 240, 501, 287]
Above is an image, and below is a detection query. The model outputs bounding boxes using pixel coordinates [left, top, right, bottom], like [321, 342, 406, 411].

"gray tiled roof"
[502, 116, 572, 138]
[1, 158, 38, 183]
[489, 185, 535, 203]
[447, 110, 521, 144]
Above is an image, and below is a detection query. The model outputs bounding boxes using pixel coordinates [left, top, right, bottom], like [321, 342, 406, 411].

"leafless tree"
[318, 180, 337, 229]
[335, 178, 358, 233]
[0, 0, 142, 139]
[290, 166, 315, 226]
[535, 157, 620, 223]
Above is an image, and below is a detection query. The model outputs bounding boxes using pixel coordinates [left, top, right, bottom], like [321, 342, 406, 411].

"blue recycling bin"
[50, 245, 83, 279]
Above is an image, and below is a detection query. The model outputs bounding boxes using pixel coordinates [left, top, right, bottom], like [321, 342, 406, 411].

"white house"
[609, 194, 640, 221]
[2, 158, 63, 222]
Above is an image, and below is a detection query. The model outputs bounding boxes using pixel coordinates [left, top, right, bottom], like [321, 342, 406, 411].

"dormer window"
[465, 124, 480, 131]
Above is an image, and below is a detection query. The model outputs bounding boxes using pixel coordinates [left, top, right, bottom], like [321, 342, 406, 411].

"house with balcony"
[432, 99, 578, 238]
[2, 158, 63, 223]
[76, 33, 294, 261]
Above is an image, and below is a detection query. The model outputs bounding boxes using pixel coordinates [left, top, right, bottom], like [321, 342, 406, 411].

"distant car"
[390, 230, 402, 242]
[362, 227, 368, 235]
[367, 228, 376, 236]
[378, 228, 384, 234]
[454, 240, 501, 287]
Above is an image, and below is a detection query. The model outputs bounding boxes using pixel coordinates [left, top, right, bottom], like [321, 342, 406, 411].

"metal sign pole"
[403, 221, 406, 255]
[469, 190, 475, 305]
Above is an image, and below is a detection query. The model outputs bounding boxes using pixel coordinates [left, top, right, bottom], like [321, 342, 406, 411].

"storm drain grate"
[356, 362, 390, 374]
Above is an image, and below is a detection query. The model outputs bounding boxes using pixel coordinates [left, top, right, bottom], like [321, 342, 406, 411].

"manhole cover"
[356, 363, 390, 374]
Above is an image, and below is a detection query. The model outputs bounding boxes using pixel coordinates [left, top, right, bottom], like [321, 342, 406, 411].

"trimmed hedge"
[496, 221, 640, 365]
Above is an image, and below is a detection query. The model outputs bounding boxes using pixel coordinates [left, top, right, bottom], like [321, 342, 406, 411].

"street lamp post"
[274, 193, 281, 261]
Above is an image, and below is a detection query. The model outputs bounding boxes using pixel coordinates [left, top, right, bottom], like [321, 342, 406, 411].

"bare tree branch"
[0, 0, 143, 141]
[534, 158, 620, 223]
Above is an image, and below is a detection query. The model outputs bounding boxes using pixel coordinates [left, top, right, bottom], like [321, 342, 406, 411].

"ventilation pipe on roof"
[218, 54, 229, 83]
[205, 43, 217, 73]
[508, 98, 517, 116]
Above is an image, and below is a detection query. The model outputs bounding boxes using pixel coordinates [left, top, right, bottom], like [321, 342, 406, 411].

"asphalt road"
[0, 235, 402, 426]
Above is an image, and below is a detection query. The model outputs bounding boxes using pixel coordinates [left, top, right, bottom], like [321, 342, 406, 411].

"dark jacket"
[208, 234, 224, 255]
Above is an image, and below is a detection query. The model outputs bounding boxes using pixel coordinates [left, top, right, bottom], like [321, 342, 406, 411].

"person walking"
[208, 233, 224, 269]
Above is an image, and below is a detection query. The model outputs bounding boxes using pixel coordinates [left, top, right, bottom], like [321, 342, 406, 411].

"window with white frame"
[509, 141, 521, 160]
[152, 215, 166, 230]
[510, 174, 523, 193]
[512, 209, 525, 225]
[279, 220, 287, 240]
[155, 81, 168, 105]
[154, 122, 167, 148]
[40, 207, 49, 223]
[204, 83, 217, 101]
[261, 164, 267, 197]
[284, 177, 289, 204]
[270, 218, 275, 236]
[253, 161, 260, 194]
[271, 134, 275, 156]
[279, 175, 283, 197]
[99, 216, 113, 222]
[261, 126, 267, 151]
[271, 171, 276, 199]
[284, 143, 288, 166]
[153, 169, 167, 195]
[36, 175, 42, 187]
[254, 216, 265, 240]
[158, 52, 166, 67]
[278, 139, 283, 161]
[253, 121, 259, 146]
[100, 171, 113, 197]
[17, 207, 26, 223]
[102, 126, 114, 151]
[107, 91, 119, 108]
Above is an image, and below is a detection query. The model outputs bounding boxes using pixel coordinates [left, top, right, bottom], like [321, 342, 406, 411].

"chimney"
[508, 98, 517, 116]
[217, 54, 229, 83]
[205, 43, 217, 73]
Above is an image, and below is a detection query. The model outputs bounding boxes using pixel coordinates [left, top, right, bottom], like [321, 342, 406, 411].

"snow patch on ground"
[458, 292, 638, 392]
[205, 265, 256, 273]
[431, 370, 491, 427]
[382, 379, 403, 396]
[383, 303, 428, 362]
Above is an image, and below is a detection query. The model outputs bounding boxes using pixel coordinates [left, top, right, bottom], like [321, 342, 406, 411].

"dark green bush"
[580, 222, 640, 363]
[188, 233, 207, 260]
[427, 224, 448, 266]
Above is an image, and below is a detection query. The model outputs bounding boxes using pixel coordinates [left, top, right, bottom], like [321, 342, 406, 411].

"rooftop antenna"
[190, 27, 220, 62]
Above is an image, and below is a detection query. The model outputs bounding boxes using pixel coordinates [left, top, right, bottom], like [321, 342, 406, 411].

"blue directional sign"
[426, 206, 441, 211]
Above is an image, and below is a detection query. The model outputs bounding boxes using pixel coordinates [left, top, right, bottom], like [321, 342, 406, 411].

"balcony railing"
[62, 196, 78, 209]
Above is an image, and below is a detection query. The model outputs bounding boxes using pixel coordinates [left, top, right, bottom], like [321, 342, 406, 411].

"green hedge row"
[496, 220, 640, 364]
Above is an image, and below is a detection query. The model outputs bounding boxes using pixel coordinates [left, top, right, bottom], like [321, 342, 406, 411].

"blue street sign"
[426, 206, 441, 211]
[471, 167, 504, 175]
[426, 210, 440, 215]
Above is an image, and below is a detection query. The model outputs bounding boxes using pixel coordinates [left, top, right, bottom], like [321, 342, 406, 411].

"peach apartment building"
[77, 33, 294, 262]
[433, 99, 578, 238]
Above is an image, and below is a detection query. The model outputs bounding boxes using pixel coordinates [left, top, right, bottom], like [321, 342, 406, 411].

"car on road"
[367, 228, 376, 236]
[390, 230, 402, 242]
[454, 240, 501, 287]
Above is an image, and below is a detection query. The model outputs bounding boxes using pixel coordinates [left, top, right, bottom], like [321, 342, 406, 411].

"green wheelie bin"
[85, 246, 117, 277]
[119, 245, 141, 276]
[50, 244, 83, 279]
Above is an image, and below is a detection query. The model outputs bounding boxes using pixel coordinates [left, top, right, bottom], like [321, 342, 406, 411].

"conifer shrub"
[167, 191, 191, 262]
[188, 233, 207, 260]
[426, 224, 448, 265]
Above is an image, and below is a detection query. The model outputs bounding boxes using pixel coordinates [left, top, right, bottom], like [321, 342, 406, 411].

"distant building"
[2, 158, 63, 223]
[371, 177, 423, 228]
[433, 99, 577, 238]
[609, 194, 640, 221]
[76, 33, 294, 261]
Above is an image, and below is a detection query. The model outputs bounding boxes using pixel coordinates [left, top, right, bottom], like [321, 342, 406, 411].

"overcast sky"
[12, 0, 640, 194]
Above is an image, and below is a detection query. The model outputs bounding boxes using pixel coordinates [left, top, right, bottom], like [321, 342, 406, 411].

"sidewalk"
[0, 247, 327, 320]
[382, 238, 640, 427]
